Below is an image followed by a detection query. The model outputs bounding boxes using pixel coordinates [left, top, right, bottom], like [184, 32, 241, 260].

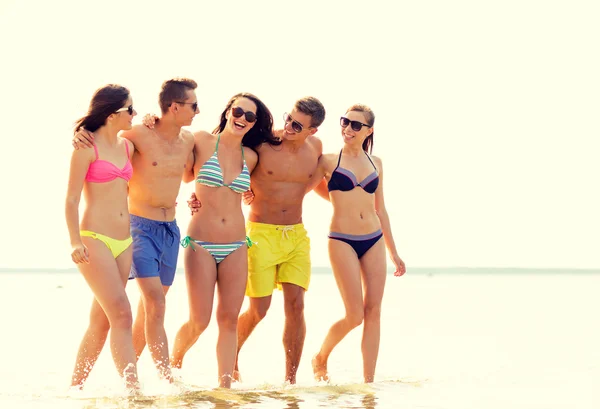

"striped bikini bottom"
[180, 236, 253, 264]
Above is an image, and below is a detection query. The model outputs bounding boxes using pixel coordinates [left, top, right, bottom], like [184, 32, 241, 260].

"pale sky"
[0, 0, 598, 269]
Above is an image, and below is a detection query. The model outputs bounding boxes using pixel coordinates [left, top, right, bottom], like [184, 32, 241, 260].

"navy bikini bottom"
[328, 229, 383, 259]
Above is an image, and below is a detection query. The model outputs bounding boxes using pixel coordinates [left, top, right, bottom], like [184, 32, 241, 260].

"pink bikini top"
[85, 142, 133, 183]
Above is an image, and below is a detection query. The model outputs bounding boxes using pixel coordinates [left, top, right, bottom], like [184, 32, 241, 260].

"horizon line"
[1, 266, 598, 273]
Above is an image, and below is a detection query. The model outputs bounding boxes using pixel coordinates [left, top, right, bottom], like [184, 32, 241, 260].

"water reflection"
[76, 383, 383, 408]
[361, 393, 377, 409]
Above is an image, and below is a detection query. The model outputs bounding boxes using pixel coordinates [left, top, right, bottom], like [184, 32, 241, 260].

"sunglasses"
[283, 112, 306, 133]
[115, 105, 134, 115]
[340, 116, 370, 132]
[231, 106, 257, 123]
[176, 101, 199, 111]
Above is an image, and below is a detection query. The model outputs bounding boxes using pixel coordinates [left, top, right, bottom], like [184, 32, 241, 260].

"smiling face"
[340, 110, 373, 145]
[226, 97, 257, 136]
[282, 108, 314, 141]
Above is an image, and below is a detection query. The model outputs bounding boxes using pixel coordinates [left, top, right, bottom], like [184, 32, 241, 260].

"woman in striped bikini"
[171, 93, 280, 388]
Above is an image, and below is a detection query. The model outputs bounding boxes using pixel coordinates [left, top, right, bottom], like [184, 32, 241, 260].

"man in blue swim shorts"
[73, 78, 199, 382]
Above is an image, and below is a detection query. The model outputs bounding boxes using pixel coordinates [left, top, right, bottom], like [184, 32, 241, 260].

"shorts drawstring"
[277, 225, 294, 240]
[162, 222, 176, 247]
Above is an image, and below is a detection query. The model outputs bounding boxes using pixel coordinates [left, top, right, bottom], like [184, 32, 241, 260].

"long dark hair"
[346, 104, 375, 154]
[213, 92, 281, 149]
[74, 84, 130, 134]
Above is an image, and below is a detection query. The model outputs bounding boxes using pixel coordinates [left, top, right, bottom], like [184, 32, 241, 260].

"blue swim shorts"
[129, 214, 181, 286]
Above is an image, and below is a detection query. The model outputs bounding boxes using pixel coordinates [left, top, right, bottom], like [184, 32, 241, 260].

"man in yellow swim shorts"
[240, 97, 325, 384]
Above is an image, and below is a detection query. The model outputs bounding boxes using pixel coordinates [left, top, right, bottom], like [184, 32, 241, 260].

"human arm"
[182, 149, 196, 183]
[182, 131, 198, 183]
[242, 189, 255, 205]
[187, 192, 202, 215]
[65, 149, 93, 263]
[142, 113, 159, 129]
[373, 157, 406, 276]
[312, 178, 330, 201]
[308, 153, 330, 201]
[72, 128, 95, 149]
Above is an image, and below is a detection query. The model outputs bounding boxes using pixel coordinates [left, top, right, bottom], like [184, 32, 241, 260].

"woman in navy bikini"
[311, 104, 406, 383]
[170, 93, 280, 388]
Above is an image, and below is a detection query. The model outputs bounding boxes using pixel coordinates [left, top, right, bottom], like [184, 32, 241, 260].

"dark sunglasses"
[340, 116, 370, 132]
[231, 106, 257, 123]
[176, 101, 199, 111]
[115, 105, 134, 115]
[283, 112, 306, 133]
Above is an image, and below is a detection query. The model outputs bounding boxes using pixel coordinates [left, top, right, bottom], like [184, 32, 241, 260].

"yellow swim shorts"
[246, 221, 311, 298]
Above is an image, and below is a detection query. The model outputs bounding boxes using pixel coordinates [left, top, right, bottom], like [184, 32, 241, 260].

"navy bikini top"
[327, 149, 379, 194]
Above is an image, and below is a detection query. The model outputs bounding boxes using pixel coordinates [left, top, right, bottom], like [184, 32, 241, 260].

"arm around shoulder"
[120, 125, 146, 147]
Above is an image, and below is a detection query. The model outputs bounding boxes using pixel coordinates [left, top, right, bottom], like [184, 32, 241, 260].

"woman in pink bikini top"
[64, 84, 140, 391]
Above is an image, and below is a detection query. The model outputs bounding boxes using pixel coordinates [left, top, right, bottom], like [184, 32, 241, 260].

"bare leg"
[132, 298, 146, 361]
[76, 239, 138, 389]
[70, 299, 109, 388]
[312, 239, 363, 382]
[136, 277, 172, 381]
[282, 283, 306, 384]
[170, 245, 216, 369]
[234, 295, 272, 381]
[215, 246, 248, 388]
[359, 239, 387, 383]
[132, 285, 170, 361]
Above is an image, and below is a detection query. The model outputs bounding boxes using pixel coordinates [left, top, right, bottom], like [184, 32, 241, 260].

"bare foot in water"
[232, 369, 242, 383]
[312, 354, 329, 382]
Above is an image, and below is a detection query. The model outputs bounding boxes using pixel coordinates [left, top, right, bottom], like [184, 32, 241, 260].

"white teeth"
[234, 121, 245, 128]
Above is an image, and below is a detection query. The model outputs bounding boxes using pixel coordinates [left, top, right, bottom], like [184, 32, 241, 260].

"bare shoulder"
[118, 136, 135, 155]
[243, 146, 258, 164]
[180, 128, 195, 150]
[180, 128, 195, 142]
[371, 155, 384, 171]
[71, 143, 96, 163]
[193, 130, 215, 143]
[319, 152, 338, 171]
[122, 124, 150, 141]
[306, 134, 323, 153]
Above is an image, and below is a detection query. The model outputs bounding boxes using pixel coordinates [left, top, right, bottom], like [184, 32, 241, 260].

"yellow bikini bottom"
[80, 230, 133, 259]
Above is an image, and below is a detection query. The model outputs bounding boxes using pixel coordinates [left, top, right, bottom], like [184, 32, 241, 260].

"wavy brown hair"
[73, 84, 130, 134]
[213, 92, 281, 150]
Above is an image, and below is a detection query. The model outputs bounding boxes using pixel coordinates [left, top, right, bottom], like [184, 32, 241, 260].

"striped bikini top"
[196, 133, 251, 194]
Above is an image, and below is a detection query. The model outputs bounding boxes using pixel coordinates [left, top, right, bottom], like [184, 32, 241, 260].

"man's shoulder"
[192, 130, 216, 144]
[123, 124, 152, 139]
[306, 134, 323, 153]
[180, 128, 195, 142]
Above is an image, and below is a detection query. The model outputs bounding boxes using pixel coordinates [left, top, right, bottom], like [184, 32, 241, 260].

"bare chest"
[257, 149, 318, 183]
[134, 139, 190, 177]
